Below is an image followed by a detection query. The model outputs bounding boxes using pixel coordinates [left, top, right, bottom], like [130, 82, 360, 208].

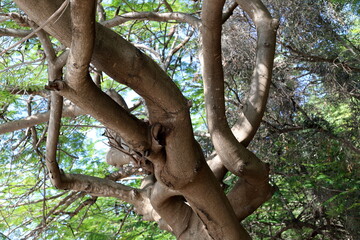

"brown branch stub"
[45, 79, 65, 91]
[6, 12, 29, 27]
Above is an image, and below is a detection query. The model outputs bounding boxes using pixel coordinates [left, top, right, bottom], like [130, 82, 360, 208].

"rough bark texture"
[10, 0, 279, 239]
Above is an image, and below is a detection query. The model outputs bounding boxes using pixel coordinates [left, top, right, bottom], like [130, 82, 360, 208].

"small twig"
[222, 0, 238, 23]
[0, 0, 70, 56]
[61, 124, 105, 128]
[115, 206, 133, 235]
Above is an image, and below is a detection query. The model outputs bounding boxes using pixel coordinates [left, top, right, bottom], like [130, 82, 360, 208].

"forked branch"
[31, 21, 66, 187]
[202, 0, 271, 183]
[201, 0, 278, 224]
[232, 0, 279, 146]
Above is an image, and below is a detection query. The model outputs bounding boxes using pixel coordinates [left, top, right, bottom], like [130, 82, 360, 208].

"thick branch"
[58, 78, 151, 152]
[151, 164, 247, 240]
[180, 161, 250, 240]
[222, 1, 238, 23]
[227, 177, 275, 220]
[67, 0, 96, 80]
[57, 173, 139, 202]
[102, 12, 201, 29]
[57, 173, 164, 225]
[0, 28, 32, 38]
[45, 92, 63, 187]
[200, 1, 276, 226]
[232, 0, 279, 146]
[48, 0, 150, 152]
[0, 104, 83, 135]
[10, 2, 259, 239]
[14, 0, 197, 156]
[65, 0, 96, 87]
[150, 182, 193, 236]
[202, 0, 269, 184]
[13, 0, 189, 120]
[31, 21, 67, 187]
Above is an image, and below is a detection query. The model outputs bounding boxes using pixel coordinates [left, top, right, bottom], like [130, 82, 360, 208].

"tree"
[0, 0, 279, 239]
[0, 0, 359, 239]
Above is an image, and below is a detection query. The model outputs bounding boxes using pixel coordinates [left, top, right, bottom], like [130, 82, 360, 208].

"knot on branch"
[130, 189, 140, 200]
[271, 18, 280, 30]
[7, 13, 29, 27]
[150, 123, 166, 152]
[144, 123, 166, 172]
[45, 79, 65, 91]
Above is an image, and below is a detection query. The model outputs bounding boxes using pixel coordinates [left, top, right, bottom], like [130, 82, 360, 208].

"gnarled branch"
[102, 11, 201, 29]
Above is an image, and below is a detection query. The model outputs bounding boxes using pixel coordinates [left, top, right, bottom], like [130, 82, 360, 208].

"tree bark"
[11, 0, 278, 239]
